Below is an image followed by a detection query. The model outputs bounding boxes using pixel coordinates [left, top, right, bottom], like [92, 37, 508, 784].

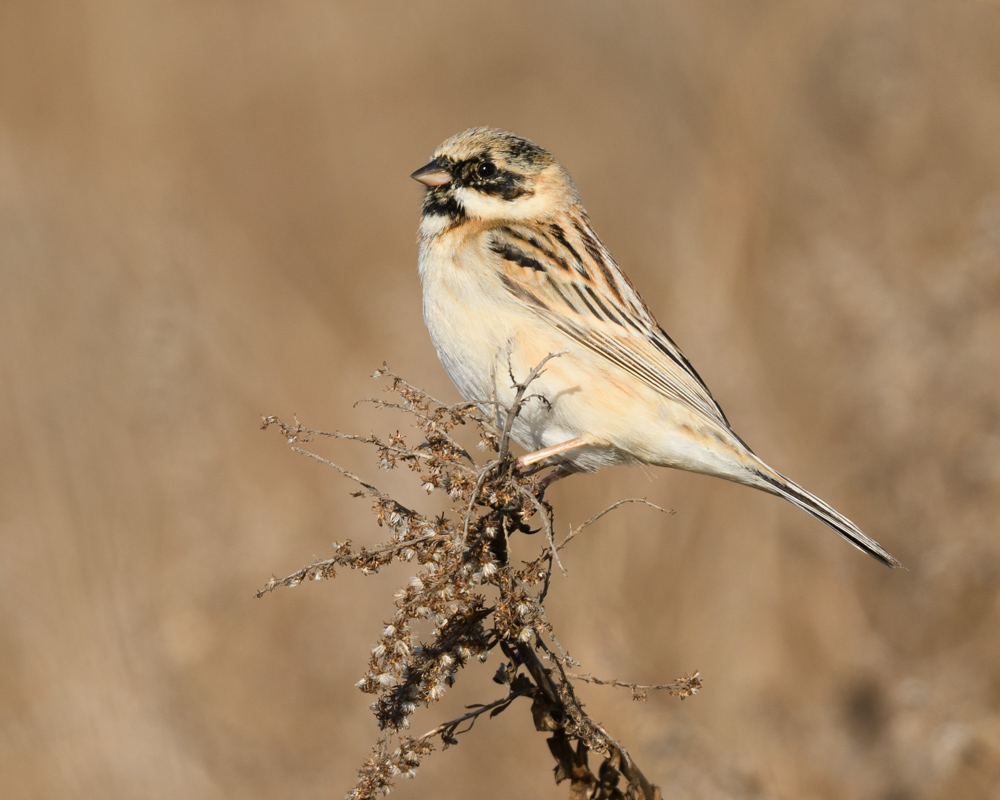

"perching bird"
[411, 127, 900, 568]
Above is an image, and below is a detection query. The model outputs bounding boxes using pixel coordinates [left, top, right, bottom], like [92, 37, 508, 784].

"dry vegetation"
[260, 364, 700, 799]
[2, 2, 1000, 799]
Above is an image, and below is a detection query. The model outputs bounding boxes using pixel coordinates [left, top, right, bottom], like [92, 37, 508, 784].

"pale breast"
[418, 231, 522, 408]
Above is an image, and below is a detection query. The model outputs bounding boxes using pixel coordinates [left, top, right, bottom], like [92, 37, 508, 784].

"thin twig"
[558, 498, 672, 551]
[565, 671, 702, 699]
[331, 432, 478, 476]
[533, 601, 579, 667]
[414, 690, 524, 745]
[517, 483, 565, 575]
[353, 398, 479, 465]
[254, 534, 446, 597]
[290, 447, 416, 515]
[373, 364, 452, 409]
[497, 350, 568, 465]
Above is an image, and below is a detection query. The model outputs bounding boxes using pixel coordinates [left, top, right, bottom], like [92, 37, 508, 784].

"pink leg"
[538, 466, 574, 490]
[514, 436, 587, 469]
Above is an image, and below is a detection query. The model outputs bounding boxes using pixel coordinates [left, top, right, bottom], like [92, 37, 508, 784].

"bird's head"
[411, 128, 580, 230]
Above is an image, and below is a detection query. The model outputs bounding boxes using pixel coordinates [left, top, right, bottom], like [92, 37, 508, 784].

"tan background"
[3, 2, 999, 798]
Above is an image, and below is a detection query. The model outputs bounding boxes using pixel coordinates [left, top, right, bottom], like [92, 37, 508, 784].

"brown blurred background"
[2, 1, 999, 798]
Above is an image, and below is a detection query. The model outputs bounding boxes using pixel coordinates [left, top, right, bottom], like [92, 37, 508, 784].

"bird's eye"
[476, 161, 497, 179]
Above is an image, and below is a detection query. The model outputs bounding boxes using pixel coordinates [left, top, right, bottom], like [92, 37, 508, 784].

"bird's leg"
[537, 466, 574, 491]
[514, 437, 586, 470]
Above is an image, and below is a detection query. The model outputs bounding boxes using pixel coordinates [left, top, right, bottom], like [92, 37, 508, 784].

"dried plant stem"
[260, 362, 697, 799]
[413, 687, 527, 746]
[289, 447, 414, 510]
[497, 349, 568, 465]
[565, 672, 702, 700]
[558, 498, 672, 551]
[510, 639, 661, 800]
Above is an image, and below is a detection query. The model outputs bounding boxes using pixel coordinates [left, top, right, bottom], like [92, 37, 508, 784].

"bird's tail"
[749, 458, 902, 569]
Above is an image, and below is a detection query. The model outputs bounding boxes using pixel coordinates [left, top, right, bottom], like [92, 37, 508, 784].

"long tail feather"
[750, 460, 902, 569]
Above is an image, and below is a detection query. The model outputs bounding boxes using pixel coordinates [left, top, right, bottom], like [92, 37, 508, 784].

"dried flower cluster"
[260, 361, 701, 800]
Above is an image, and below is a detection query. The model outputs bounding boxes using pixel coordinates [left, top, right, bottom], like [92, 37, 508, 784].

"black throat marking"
[422, 188, 467, 224]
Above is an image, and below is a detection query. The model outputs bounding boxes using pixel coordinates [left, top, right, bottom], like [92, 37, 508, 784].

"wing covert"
[485, 222, 732, 430]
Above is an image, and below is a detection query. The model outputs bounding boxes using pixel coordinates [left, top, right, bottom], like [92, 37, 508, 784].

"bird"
[410, 127, 900, 568]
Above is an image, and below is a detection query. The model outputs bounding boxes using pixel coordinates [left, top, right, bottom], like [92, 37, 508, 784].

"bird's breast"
[417, 231, 523, 406]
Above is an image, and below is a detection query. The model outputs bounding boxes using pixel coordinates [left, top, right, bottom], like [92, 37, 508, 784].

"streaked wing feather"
[487, 222, 732, 431]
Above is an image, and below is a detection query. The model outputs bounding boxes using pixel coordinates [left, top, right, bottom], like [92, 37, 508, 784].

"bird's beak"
[411, 157, 452, 187]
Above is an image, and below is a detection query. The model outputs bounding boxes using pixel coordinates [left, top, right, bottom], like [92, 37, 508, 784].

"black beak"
[410, 157, 452, 187]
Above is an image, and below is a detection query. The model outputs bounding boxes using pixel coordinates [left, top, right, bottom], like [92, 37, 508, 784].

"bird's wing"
[486, 220, 732, 431]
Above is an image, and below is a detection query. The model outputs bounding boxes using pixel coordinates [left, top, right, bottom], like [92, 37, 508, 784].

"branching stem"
[261, 362, 694, 800]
